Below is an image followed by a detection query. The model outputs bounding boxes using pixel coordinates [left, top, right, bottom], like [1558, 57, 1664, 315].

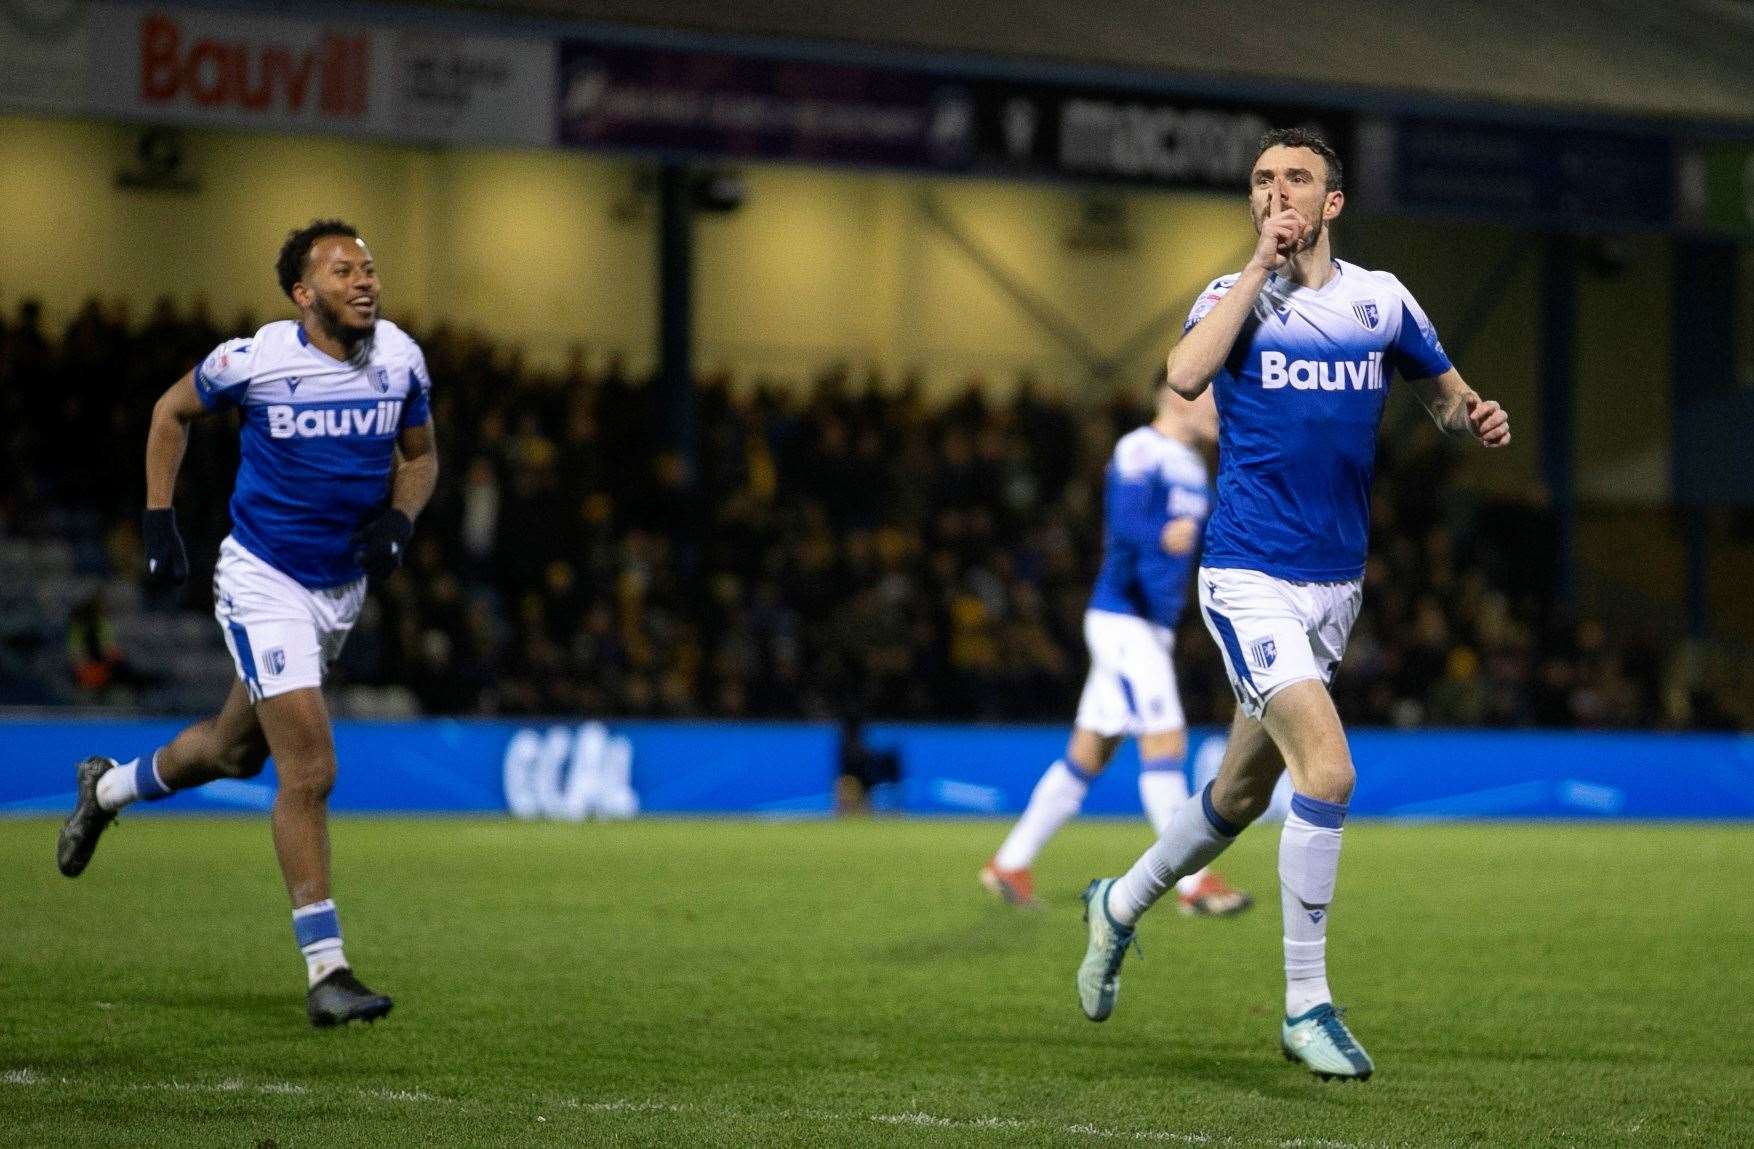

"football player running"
[982, 371, 1250, 918]
[56, 220, 438, 1027]
[1074, 130, 1509, 1081]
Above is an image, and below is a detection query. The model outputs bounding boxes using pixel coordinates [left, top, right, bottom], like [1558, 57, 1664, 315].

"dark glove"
[142, 508, 188, 587]
[351, 509, 413, 579]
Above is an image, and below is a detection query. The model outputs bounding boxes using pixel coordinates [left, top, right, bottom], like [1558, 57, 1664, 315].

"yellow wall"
[693, 168, 1248, 394]
[0, 115, 655, 366]
[0, 115, 1289, 396]
[1, 116, 436, 325]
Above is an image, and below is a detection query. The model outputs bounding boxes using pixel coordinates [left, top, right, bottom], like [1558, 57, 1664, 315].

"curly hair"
[275, 219, 361, 300]
[1254, 128, 1343, 194]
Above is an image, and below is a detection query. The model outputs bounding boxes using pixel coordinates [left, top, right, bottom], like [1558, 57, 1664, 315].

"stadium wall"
[3, 718, 1751, 821]
[0, 110, 1560, 467]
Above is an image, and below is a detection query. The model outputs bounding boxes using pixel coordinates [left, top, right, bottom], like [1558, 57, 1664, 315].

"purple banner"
[557, 41, 975, 168]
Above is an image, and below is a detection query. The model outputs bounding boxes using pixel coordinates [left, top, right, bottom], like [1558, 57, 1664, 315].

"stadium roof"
[407, 0, 1754, 127]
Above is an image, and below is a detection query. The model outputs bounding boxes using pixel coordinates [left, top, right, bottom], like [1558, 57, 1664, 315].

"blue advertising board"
[2, 718, 1751, 821]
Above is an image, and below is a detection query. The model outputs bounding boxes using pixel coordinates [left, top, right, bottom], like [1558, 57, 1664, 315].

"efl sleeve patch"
[1183, 277, 1234, 334]
[194, 338, 255, 410]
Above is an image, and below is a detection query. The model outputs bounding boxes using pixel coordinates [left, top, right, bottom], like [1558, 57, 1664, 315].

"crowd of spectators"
[0, 295, 1737, 729]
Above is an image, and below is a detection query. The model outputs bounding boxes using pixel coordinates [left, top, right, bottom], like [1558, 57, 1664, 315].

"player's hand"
[1250, 187, 1306, 272]
[141, 507, 188, 587]
[351, 509, 414, 579]
[1161, 517, 1199, 556]
[1466, 396, 1511, 448]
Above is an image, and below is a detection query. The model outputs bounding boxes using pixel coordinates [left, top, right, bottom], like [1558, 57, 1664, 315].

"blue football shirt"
[1088, 426, 1211, 628]
[194, 319, 432, 588]
[1185, 259, 1452, 582]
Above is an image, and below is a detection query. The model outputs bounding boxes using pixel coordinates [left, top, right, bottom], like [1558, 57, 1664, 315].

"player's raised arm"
[1163, 188, 1304, 398]
[141, 370, 209, 586]
[1406, 369, 1511, 447]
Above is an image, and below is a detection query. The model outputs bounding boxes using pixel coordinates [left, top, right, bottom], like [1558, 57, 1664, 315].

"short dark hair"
[1254, 128, 1343, 194]
[276, 219, 361, 300]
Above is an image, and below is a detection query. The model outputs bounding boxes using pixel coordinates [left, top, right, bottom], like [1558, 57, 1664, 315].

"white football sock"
[1108, 783, 1242, 926]
[1280, 794, 1348, 1017]
[95, 759, 139, 811]
[993, 760, 1091, 871]
[97, 751, 172, 812]
[1137, 762, 1189, 836]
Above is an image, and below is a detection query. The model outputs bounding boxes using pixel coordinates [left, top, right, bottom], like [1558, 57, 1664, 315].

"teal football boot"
[1281, 1003, 1374, 1080]
[1077, 878, 1138, 1021]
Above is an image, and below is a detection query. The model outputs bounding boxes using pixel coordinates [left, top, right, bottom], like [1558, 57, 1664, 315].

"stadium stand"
[1, 295, 1733, 728]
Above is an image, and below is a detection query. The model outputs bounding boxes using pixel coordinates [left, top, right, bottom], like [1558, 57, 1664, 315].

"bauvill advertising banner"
[0, 1, 555, 145]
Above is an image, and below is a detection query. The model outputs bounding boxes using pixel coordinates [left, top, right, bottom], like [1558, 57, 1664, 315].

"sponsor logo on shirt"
[265, 401, 403, 438]
[1260, 350, 1385, 392]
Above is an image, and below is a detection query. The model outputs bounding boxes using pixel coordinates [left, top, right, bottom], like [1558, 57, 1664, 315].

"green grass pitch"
[3, 816, 1752, 1146]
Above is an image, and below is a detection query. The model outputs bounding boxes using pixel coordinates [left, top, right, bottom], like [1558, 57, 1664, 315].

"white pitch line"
[567, 1099, 690, 1114]
[3, 1071, 1379, 1148]
[360, 1087, 441, 1103]
[574, 1100, 1368, 1147]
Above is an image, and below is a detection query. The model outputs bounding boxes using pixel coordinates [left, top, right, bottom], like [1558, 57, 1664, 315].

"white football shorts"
[1074, 609, 1186, 738]
[1197, 566, 1363, 720]
[213, 536, 365, 702]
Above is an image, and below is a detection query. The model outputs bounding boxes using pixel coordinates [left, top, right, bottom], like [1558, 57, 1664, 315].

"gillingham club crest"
[1352, 300, 1380, 329]
[369, 366, 391, 394]
[1249, 638, 1278, 670]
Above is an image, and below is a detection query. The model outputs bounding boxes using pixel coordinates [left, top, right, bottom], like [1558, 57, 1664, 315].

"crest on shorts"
[369, 366, 391, 394]
[1249, 638, 1277, 669]
[264, 648, 286, 675]
[1352, 300, 1380, 329]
